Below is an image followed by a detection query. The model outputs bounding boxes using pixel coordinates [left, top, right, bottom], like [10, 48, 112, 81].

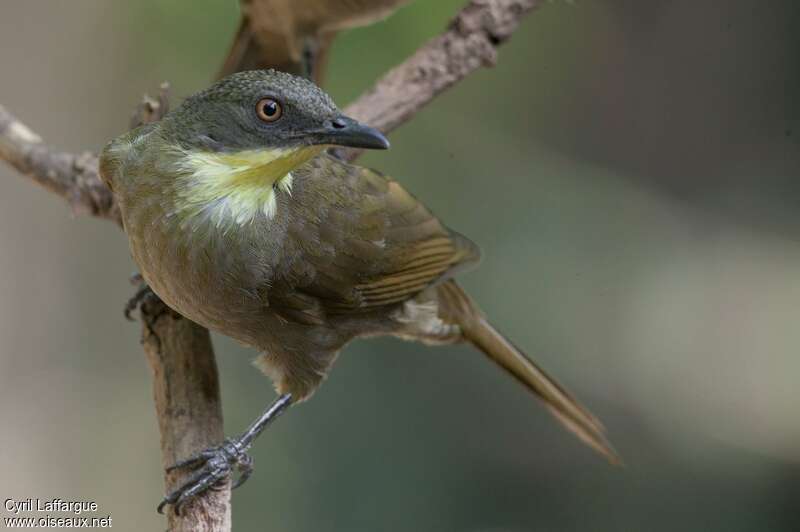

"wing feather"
[272, 156, 480, 320]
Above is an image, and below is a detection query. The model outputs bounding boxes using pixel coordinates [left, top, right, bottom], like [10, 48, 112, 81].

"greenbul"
[100, 70, 618, 513]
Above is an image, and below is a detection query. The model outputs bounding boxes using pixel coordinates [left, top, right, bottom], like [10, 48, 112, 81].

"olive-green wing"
[271, 157, 480, 320]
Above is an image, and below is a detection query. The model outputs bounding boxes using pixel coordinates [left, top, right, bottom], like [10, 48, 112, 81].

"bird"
[99, 69, 618, 514]
[219, 0, 413, 82]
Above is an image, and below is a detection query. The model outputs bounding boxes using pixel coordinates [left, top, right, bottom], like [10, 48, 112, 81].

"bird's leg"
[301, 37, 318, 80]
[157, 393, 293, 515]
[124, 273, 160, 320]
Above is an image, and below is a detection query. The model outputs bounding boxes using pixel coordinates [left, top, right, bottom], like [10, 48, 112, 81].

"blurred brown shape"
[219, 0, 413, 82]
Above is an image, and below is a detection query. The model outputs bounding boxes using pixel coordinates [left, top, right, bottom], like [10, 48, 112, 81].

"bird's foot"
[301, 37, 318, 81]
[157, 439, 254, 515]
[124, 273, 159, 320]
[157, 394, 292, 515]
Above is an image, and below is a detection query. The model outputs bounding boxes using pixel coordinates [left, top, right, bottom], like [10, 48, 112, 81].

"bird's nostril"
[331, 118, 347, 129]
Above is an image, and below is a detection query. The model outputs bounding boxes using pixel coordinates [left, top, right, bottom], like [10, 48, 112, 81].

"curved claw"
[124, 282, 156, 321]
[165, 449, 217, 473]
[157, 395, 292, 515]
[232, 454, 254, 490]
[157, 440, 252, 515]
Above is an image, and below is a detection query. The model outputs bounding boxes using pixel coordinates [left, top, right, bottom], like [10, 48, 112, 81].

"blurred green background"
[1, 0, 799, 530]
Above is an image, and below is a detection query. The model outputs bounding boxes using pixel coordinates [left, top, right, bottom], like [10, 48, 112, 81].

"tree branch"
[342, 0, 543, 161]
[0, 105, 117, 222]
[0, 1, 543, 530]
[140, 298, 230, 531]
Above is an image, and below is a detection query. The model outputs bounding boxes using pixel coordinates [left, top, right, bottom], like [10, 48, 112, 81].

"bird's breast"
[122, 185, 286, 347]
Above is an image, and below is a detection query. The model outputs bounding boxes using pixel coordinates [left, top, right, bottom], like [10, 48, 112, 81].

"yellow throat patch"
[173, 145, 322, 227]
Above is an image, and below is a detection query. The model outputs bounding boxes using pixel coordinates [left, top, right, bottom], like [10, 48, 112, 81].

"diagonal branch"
[0, 104, 116, 222]
[342, 0, 543, 160]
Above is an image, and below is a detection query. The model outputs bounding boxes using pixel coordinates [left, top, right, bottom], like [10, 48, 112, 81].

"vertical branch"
[140, 299, 230, 531]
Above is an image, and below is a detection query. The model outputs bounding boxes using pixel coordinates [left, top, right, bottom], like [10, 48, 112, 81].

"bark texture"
[0, 105, 115, 222]
[140, 299, 230, 531]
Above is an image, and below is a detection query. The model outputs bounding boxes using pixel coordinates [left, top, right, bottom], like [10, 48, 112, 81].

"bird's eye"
[256, 98, 283, 123]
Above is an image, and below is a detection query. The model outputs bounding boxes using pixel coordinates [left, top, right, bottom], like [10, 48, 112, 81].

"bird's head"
[142, 70, 390, 224]
[164, 69, 389, 155]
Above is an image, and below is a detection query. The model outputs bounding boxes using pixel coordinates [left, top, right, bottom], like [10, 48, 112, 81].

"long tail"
[438, 281, 620, 464]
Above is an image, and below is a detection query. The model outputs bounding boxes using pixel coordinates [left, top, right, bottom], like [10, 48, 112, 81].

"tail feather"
[464, 317, 620, 464]
[438, 281, 620, 464]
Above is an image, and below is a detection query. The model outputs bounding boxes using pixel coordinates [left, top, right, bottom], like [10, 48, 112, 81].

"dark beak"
[313, 116, 390, 150]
